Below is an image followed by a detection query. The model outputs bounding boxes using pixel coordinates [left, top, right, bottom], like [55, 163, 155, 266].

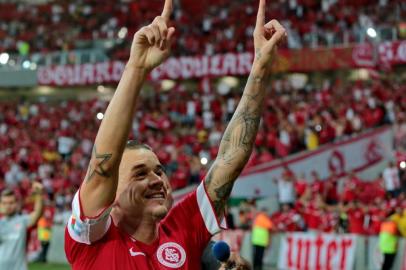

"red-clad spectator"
[346, 201, 366, 235]
[310, 171, 326, 198]
[321, 207, 339, 233]
[300, 194, 325, 231]
[366, 199, 388, 235]
[294, 174, 308, 199]
[272, 204, 305, 232]
[325, 173, 339, 204]
[340, 172, 361, 203]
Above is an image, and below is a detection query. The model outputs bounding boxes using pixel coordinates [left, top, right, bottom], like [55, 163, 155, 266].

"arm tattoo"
[205, 70, 268, 218]
[255, 48, 262, 61]
[220, 74, 266, 162]
[86, 145, 113, 181]
[205, 165, 241, 217]
[212, 181, 234, 216]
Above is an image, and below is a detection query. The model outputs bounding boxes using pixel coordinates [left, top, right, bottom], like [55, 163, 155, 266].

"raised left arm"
[28, 182, 44, 227]
[204, 0, 286, 218]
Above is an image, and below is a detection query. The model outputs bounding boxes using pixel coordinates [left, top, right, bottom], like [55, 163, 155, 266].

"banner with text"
[231, 126, 393, 198]
[278, 233, 357, 270]
[37, 41, 406, 86]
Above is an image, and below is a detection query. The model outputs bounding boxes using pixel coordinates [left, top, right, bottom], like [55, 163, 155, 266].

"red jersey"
[65, 183, 225, 269]
[272, 211, 299, 231]
[347, 207, 365, 234]
[294, 180, 308, 198]
[302, 202, 323, 230]
[368, 207, 386, 235]
[321, 210, 338, 233]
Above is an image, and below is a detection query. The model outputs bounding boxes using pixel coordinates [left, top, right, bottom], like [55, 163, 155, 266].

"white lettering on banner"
[378, 42, 395, 65]
[36, 42, 406, 86]
[222, 53, 237, 74]
[66, 66, 73, 85]
[180, 57, 196, 78]
[95, 62, 111, 83]
[57, 66, 67, 85]
[38, 67, 51, 85]
[199, 56, 209, 77]
[231, 127, 393, 198]
[352, 44, 375, 67]
[73, 65, 81, 85]
[210, 55, 221, 75]
[82, 64, 94, 84]
[237, 52, 253, 74]
[112, 61, 125, 81]
[278, 233, 356, 270]
[166, 58, 181, 79]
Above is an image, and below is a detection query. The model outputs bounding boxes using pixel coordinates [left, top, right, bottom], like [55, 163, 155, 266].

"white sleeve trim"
[196, 182, 227, 235]
[67, 191, 112, 245]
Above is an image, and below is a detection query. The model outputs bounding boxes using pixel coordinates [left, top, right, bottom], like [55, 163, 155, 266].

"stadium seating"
[0, 0, 403, 59]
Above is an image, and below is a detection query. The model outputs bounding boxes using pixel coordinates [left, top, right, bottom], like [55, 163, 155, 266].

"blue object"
[212, 241, 231, 262]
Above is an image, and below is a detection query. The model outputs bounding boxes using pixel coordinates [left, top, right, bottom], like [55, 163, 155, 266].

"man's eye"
[137, 171, 147, 177]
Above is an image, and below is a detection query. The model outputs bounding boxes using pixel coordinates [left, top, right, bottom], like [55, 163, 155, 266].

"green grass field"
[29, 263, 70, 270]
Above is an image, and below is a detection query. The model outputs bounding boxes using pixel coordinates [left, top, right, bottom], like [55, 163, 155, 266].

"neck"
[111, 207, 159, 244]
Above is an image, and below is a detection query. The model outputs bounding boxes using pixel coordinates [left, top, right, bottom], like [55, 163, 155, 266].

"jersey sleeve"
[66, 189, 112, 245]
[164, 182, 227, 249]
[195, 181, 228, 235]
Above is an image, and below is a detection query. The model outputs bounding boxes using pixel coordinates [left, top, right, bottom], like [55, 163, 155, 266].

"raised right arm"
[80, 0, 175, 217]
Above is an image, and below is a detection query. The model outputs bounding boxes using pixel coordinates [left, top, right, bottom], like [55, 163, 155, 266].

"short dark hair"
[1, 189, 16, 199]
[125, 140, 152, 151]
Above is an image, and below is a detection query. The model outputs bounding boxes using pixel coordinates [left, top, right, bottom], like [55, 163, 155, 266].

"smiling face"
[116, 148, 172, 221]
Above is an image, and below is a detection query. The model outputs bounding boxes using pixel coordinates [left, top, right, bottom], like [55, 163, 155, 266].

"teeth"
[150, 194, 164, 198]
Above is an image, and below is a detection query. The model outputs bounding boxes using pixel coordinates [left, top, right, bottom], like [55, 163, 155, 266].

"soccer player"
[64, 0, 286, 269]
[0, 182, 44, 270]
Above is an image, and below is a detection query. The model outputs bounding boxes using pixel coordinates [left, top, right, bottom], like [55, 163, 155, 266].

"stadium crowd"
[267, 166, 406, 236]
[0, 0, 404, 58]
[1, 77, 406, 194]
[0, 75, 405, 247]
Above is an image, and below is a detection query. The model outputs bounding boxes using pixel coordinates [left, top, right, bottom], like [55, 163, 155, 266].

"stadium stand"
[0, 0, 404, 61]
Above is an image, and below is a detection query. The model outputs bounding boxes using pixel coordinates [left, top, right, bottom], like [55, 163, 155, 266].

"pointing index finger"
[161, 0, 173, 22]
[256, 0, 266, 30]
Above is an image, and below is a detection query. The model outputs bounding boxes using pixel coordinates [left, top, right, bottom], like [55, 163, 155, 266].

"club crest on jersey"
[156, 242, 186, 268]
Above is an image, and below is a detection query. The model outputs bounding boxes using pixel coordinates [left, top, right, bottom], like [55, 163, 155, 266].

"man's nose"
[149, 172, 164, 188]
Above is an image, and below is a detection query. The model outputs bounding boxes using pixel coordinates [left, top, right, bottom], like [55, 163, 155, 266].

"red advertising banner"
[378, 40, 406, 67]
[37, 41, 406, 86]
[278, 233, 357, 270]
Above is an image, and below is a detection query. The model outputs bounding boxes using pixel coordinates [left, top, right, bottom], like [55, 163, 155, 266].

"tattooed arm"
[80, 0, 175, 217]
[204, 0, 286, 218]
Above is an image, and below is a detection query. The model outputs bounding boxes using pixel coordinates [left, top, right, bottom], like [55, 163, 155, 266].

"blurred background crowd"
[1, 76, 406, 237]
[0, 0, 405, 64]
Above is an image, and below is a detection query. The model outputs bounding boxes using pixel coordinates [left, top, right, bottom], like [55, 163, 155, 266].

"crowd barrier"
[47, 225, 406, 269]
[213, 230, 406, 270]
